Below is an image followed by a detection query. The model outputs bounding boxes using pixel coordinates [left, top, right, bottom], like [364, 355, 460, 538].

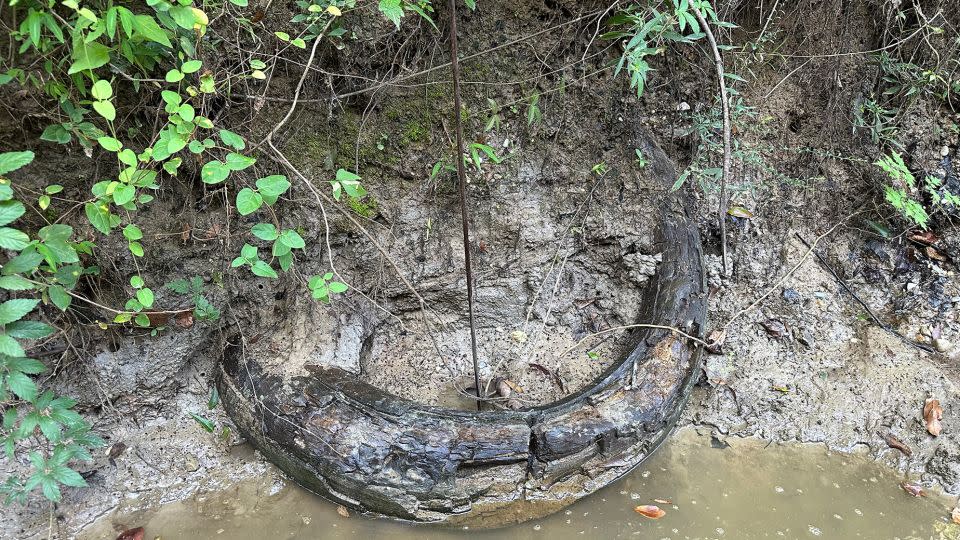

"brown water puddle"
[81, 428, 960, 539]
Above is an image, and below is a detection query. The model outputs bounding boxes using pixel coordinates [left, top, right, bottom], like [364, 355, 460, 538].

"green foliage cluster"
[876, 152, 959, 230]
[0, 152, 102, 505]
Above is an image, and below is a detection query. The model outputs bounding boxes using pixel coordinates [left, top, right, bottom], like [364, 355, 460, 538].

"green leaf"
[168, 6, 197, 30]
[136, 288, 154, 308]
[6, 370, 36, 401]
[251, 223, 278, 241]
[0, 151, 35, 175]
[91, 80, 113, 100]
[6, 320, 54, 339]
[48, 285, 71, 311]
[133, 14, 172, 48]
[328, 281, 348, 294]
[84, 203, 112, 235]
[122, 224, 143, 241]
[0, 201, 26, 226]
[67, 41, 111, 74]
[250, 260, 278, 278]
[240, 243, 257, 260]
[279, 230, 305, 249]
[9, 357, 45, 374]
[235, 188, 263, 216]
[189, 412, 215, 432]
[274, 31, 290, 41]
[255, 175, 290, 204]
[218, 130, 245, 150]
[165, 69, 184, 83]
[200, 161, 230, 184]
[207, 386, 219, 409]
[2, 251, 42, 275]
[130, 275, 144, 289]
[51, 466, 87, 488]
[225, 153, 255, 171]
[181, 60, 203, 74]
[97, 137, 122, 152]
[112, 184, 136, 206]
[0, 275, 34, 291]
[0, 227, 30, 250]
[0, 298, 39, 325]
[128, 242, 144, 257]
[378, 0, 404, 28]
[134, 313, 150, 327]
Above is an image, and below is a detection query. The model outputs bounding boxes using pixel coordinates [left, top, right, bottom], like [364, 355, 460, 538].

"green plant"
[876, 151, 959, 230]
[606, 0, 732, 97]
[0, 151, 102, 505]
[307, 272, 348, 303]
[165, 277, 221, 322]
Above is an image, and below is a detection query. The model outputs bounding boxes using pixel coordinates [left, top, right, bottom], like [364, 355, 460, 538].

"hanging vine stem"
[446, 0, 482, 411]
[690, 3, 732, 276]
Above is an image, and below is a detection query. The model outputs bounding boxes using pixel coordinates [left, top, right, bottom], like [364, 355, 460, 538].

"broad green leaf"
[378, 0, 404, 28]
[91, 80, 112, 100]
[0, 200, 26, 226]
[251, 223, 278, 241]
[328, 281, 348, 293]
[97, 137, 122, 152]
[93, 101, 116, 122]
[6, 370, 36, 401]
[251, 260, 278, 278]
[48, 285, 71, 311]
[0, 298, 40, 325]
[181, 60, 202, 74]
[112, 184, 136, 206]
[168, 5, 197, 30]
[256, 175, 290, 204]
[133, 14, 172, 47]
[0, 227, 30, 250]
[2, 251, 43, 275]
[279, 230, 305, 249]
[240, 243, 257, 260]
[123, 224, 143, 241]
[0, 275, 35, 290]
[84, 203, 112, 235]
[235, 188, 263, 215]
[218, 130, 245, 150]
[6, 320, 54, 339]
[225, 153, 255, 171]
[67, 42, 110, 74]
[136, 288, 154, 308]
[0, 151, 34, 175]
[128, 242, 144, 257]
[165, 69, 184, 83]
[200, 161, 230, 184]
[190, 412, 215, 432]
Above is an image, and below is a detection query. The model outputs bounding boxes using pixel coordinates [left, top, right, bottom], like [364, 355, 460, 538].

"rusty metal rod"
[446, 0, 482, 410]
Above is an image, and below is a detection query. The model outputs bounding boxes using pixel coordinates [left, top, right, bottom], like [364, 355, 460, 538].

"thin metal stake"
[446, 0, 482, 410]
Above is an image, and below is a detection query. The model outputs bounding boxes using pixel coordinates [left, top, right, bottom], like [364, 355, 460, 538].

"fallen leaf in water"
[952, 506, 960, 525]
[760, 319, 789, 339]
[634, 505, 666, 519]
[653, 498, 673, 505]
[115, 527, 144, 540]
[880, 432, 912, 456]
[924, 398, 943, 437]
[727, 206, 754, 218]
[336, 504, 350, 518]
[900, 481, 925, 497]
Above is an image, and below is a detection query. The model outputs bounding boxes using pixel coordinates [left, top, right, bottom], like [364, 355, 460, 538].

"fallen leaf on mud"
[705, 329, 726, 355]
[174, 311, 194, 328]
[115, 527, 144, 540]
[653, 498, 673, 505]
[952, 507, 960, 525]
[924, 398, 943, 437]
[760, 319, 789, 339]
[880, 432, 912, 457]
[106, 442, 128, 461]
[336, 504, 350, 518]
[634, 505, 666, 519]
[908, 231, 939, 245]
[925, 246, 947, 262]
[900, 481, 925, 497]
[727, 206, 754, 218]
[771, 385, 790, 393]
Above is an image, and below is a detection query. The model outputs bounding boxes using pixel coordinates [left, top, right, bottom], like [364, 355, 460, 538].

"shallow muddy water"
[82, 429, 959, 539]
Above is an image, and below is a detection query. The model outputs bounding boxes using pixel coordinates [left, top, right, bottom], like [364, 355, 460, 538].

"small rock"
[677, 101, 691, 111]
[783, 288, 802, 304]
[184, 456, 200, 472]
[941, 146, 951, 157]
[935, 338, 953, 353]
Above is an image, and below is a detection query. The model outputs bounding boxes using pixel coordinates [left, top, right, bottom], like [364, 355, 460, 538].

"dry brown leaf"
[925, 246, 947, 262]
[174, 311, 194, 329]
[760, 319, 789, 339]
[951, 506, 960, 525]
[653, 498, 673, 505]
[924, 398, 943, 437]
[908, 231, 939, 245]
[634, 505, 666, 519]
[880, 432, 912, 457]
[705, 329, 726, 355]
[900, 481, 925, 497]
[336, 504, 350, 518]
[115, 527, 144, 540]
